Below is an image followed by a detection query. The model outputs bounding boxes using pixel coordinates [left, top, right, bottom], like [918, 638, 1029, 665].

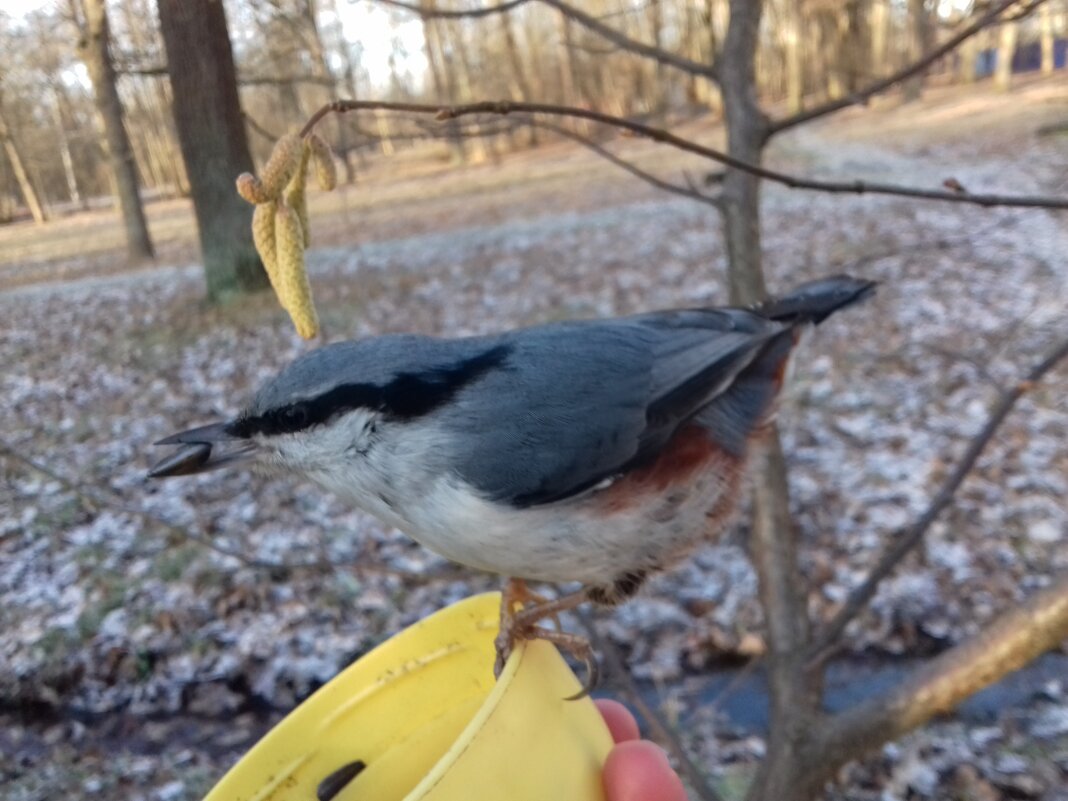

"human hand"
[596, 699, 688, 801]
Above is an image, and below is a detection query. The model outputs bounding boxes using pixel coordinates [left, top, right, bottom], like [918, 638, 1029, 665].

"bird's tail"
[754, 274, 877, 325]
[694, 275, 875, 452]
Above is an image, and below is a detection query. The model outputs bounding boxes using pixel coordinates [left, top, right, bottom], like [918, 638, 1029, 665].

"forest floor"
[2, 75, 1068, 800]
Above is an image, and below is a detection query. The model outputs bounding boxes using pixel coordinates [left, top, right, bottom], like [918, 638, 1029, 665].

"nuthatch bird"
[150, 274, 875, 691]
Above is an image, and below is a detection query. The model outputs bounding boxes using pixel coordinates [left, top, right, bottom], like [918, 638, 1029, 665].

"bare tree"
[114, 0, 188, 197]
[157, 0, 268, 301]
[49, 93, 82, 208]
[341, 1, 1066, 798]
[996, 17, 1019, 90]
[8, 0, 1064, 794]
[0, 90, 48, 224]
[869, 0, 891, 77]
[903, 0, 932, 101]
[778, 0, 804, 113]
[15, 10, 86, 210]
[72, 0, 154, 259]
[1039, 1, 1055, 73]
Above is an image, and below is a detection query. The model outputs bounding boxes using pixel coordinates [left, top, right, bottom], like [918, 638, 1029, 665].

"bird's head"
[147, 339, 407, 481]
[148, 334, 508, 481]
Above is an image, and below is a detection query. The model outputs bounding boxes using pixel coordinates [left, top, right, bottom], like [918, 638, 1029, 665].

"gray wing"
[440, 309, 784, 507]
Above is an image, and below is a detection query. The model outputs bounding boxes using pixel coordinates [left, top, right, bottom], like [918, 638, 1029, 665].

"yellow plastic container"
[202, 592, 614, 801]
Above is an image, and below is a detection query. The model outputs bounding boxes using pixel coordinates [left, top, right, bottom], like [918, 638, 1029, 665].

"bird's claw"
[493, 622, 600, 697]
[494, 579, 601, 698]
[492, 627, 514, 678]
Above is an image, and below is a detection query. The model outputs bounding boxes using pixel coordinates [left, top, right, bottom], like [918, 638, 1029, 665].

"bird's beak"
[147, 422, 256, 479]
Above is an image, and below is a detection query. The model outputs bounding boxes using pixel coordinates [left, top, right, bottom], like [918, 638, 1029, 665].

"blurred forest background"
[2, 2, 1068, 801]
[1, 0, 1066, 232]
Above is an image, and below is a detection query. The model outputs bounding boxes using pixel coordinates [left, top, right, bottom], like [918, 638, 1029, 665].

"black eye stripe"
[228, 345, 511, 438]
[265, 403, 310, 433]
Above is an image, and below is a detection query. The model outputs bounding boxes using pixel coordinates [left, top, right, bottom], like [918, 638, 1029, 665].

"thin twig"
[114, 63, 168, 77]
[375, 0, 529, 18]
[239, 73, 338, 88]
[0, 441, 455, 580]
[807, 331, 1068, 663]
[531, 119, 722, 207]
[300, 99, 1068, 210]
[368, 112, 718, 204]
[242, 111, 280, 143]
[768, 0, 1039, 136]
[373, 0, 719, 80]
[577, 608, 725, 801]
[1000, 0, 1047, 22]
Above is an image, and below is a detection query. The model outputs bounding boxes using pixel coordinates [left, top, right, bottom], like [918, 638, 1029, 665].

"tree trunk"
[78, 0, 154, 259]
[304, 0, 356, 184]
[375, 109, 395, 157]
[556, 13, 579, 106]
[995, 20, 1017, 91]
[0, 111, 48, 224]
[706, 0, 728, 117]
[903, 0, 930, 102]
[129, 113, 163, 191]
[870, 0, 889, 77]
[51, 89, 82, 207]
[420, 1, 466, 162]
[821, 11, 844, 100]
[498, 1, 538, 146]
[744, 437, 825, 801]
[1040, 3, 1054, 75]
[958, 34, 979, 83]
[841, 0, 868, 94]
[157, 0, 268, 302]
[646, 0, 665, 113]
[718, 3, 768, 304]
[329, 0, 380, 163]
[420, 0, 447, 100]
[782, 0, 803, 114]
[719, 2, 823, 799]
[118, 0, 183, 196]
[450, 19, 491, 163]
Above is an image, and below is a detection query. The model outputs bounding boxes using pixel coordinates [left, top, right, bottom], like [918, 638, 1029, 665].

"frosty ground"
[2, 79, 1067, 799]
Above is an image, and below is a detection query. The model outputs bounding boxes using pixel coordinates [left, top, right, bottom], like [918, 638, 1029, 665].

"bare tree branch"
[239, 73, 338, 87]
[531, 119, 722, 207]
[368, 109, 721, 205]
[115, 63, 168, 77]
[373, 0, 719, 80]
[537, 0, 717, 80]
[808, 331, 1068, 664]
[379, 113, 711, 203]
[819, 573, 1068, 770]
[376, 0, 529, 17]
[243, 111, 280, 142]
[299, 99, 1068, 210]
[115, 64, 338, 88]
[1001, 0, 1048, 22]
[768, 0, 1039, 137]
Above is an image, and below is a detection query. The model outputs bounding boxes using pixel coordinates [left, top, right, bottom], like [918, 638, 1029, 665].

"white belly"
[374, 464, 738, 585]
[300, 412, 742, 587]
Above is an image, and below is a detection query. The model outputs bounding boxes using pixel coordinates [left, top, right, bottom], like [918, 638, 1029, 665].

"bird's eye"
[280, 404, 309, 430]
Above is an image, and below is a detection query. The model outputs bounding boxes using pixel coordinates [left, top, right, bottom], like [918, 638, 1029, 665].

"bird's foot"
[493, 580, 599, 698]
[494, 578, 541, 677]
